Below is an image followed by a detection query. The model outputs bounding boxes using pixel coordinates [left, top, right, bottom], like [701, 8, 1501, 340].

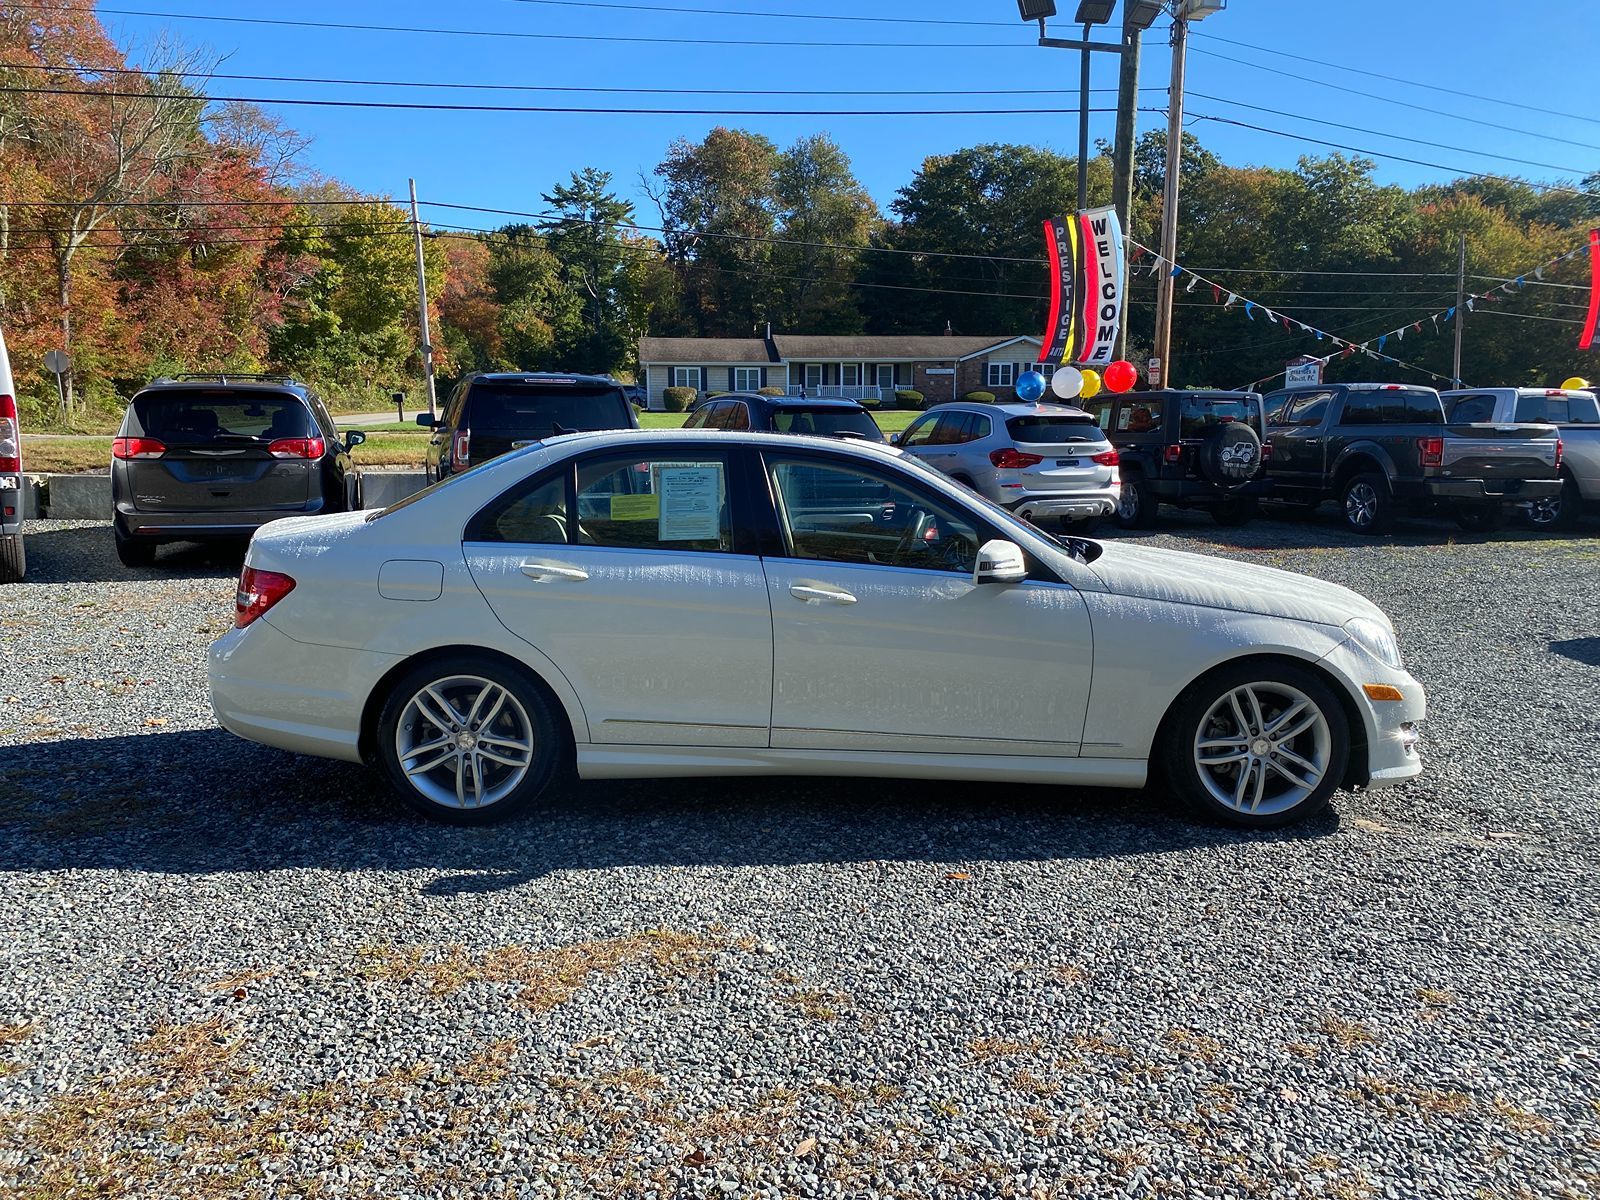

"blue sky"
[97, 0, 1600, 226]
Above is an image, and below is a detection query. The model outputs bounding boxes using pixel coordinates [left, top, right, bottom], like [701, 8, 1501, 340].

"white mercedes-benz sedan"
[209, 429, 1424, 829]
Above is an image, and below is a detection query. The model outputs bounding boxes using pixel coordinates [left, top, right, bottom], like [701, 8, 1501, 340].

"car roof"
[133, 379, 310, 398]
[536, 427, 903, 456]
[930, 400, 1095, 418]
[712, 392, 865, 410]
[469, 371, 622, 385]
[1118, 389, 1263, 400]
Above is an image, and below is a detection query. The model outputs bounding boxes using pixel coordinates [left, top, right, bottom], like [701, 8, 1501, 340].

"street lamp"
[1074, 1, 1116, 21]
[1018, 2, 1123, 211]
[1016, 1, 1056, 20]
[1126, 0, 1163, 29]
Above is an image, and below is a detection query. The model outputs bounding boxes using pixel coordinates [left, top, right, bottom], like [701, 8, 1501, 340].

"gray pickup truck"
[1261, 382, 1562, 534]
[1441, 387, 1598, 531]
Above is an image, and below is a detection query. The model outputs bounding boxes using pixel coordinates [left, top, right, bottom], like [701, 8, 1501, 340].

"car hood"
[1083, 541, 1390, 629]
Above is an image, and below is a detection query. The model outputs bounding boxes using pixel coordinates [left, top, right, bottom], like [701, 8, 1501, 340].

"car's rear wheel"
[1161, 662, 1350, 829]
[1113, 474, 1157, 529]
[0, 531, 25, 583]
[114, 522, 157, 567]
[1525, 476, 1579, 531]
[377, 655, 565, 825]
[1340, 472, 1394, 535]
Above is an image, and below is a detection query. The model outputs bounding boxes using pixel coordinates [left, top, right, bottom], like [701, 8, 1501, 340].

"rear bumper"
[117, 500, 331, 538]
[1, 478, 21, 535]
[1426, 478, 1562, 503]
[1006, 486, 1119, 520]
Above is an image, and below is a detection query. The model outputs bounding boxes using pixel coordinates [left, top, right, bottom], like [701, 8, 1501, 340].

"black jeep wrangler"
[1079, 389, 1269, 528]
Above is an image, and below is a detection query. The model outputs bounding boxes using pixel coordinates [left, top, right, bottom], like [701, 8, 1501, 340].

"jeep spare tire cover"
[1198, 421, 1263, 488]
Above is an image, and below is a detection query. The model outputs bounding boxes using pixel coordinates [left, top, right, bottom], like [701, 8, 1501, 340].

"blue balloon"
[1015, 370, 1047, 402]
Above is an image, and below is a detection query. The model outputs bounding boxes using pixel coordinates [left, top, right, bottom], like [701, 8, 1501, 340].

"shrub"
[662, 386, 697, 412]
[757, 386, 785, 397]
[893, 389, 925, 410]
[962, 390, 997, 403]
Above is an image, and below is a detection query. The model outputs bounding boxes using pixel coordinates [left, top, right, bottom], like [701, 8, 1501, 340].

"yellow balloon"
[1078, 369, 1102, 399]
[1560, 376, 1591, 391]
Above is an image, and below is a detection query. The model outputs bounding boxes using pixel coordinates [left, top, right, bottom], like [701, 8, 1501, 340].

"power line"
[1187, 90, 1596, 176]
[1191, 30, 1600, 130]
[11, 5, 1031, 50]
[1471, 309, 1584, 326]
[1188, 47, 1600, 155]
[478, 0, 1019, 28]
[2, 60, 1162, 98]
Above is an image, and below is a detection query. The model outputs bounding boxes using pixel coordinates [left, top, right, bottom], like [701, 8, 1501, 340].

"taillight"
[1418, 436, 1444, 467]
[0, 394, 18, 472]
[453, 431, 470, 467]
[1164, 444, 1182, 464]
[1554, 437, 1562, 469]
[1091, 449, 1119, 466]
[1261, 441, 1273, 461]
[990, 447, 1043, 469]
[267, 436, 325, 459]
[234, 566, 296, 628]
[112, 436, 167, 460]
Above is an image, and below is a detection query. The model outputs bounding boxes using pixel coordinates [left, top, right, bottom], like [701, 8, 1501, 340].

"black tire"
[1339, 472, 1394, 535]
[1453, 504, 1505, 533]
[376, 653, 567, 826]
[1197, 422, 1264, 489]
[1160, 660, 1350, 830]
[1113, 474, 1158, 529]
[0, 531, 24, 583]
[114, 522, 157, 568]
[1210, 497, 1258, 527]
[1525, 476, 1580, 532]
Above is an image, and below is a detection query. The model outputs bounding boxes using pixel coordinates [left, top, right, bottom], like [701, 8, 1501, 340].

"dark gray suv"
[111, 374, 366, 567]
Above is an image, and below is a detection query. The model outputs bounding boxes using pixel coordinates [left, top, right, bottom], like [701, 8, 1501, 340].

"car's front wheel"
[1161, 661, 1350, 829]
[376, 655, 566, 825]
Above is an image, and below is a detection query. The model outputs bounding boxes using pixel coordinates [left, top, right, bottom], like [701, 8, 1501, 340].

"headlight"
[1344, 617, 1403, 669]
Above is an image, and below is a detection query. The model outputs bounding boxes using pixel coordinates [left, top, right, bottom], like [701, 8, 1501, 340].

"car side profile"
[895, 401, 1119, 531]
[111, 374, 366, 568]
[210, 430, 1425, 832]
[421, 372, 640, 481]
[683, 392, 884, 442]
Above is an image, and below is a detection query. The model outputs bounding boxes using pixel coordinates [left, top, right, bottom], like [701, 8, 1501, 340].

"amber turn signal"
[1362, 684, 1405, 702]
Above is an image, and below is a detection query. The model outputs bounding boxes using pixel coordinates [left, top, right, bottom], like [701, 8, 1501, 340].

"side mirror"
[415, 412, 438, 428]
[974, 538, 1027, 585]
[889, 432, 903, 445]
[345, 430, 367, 448]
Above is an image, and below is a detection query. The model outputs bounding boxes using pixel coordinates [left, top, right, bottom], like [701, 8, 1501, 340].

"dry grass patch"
[1345, 1076, 1473, 1122]
[1316, 1013, 1378, 1048]
[783, 988, 848, 1022]
[1163, 1026, 1224, 1063]
[359, 929, 725, 1009]
[1490, 1096, 1554, 1135]
[968, 1035, 1044, 1062]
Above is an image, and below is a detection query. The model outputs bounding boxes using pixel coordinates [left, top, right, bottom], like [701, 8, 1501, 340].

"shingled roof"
[773, 335, 1033, 360]
[638, 337, 778, 363]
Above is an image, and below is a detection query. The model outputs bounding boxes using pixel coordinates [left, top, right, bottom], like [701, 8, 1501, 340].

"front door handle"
[520, 561, 589, 582]
[789, 584, 857, 605]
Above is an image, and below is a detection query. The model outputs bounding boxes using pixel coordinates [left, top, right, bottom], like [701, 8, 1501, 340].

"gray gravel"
[1, 514, 1597, 1199]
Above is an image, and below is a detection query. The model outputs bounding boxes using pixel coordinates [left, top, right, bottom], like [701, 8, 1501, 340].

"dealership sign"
[1040, 206, 1126, 369]
[1285, 356, 1323, 386]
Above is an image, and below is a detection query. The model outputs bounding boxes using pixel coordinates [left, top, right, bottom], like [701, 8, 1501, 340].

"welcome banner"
[1039, 206, 1125, 368]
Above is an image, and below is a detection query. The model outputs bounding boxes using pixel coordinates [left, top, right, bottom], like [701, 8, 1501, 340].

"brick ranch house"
[637, 333, 1044, 410]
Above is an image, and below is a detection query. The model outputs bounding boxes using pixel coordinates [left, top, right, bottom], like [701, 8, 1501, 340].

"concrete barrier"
[28, 469, 429, 520]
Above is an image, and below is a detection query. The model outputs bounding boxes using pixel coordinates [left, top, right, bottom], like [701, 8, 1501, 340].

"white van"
[0, 323, 24, 581]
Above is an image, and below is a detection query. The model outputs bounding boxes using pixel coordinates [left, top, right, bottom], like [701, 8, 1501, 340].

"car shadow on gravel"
[18, 524, 245, 584]
[1093, 504, 1576, 551]
[0, 728, 1339, 886]
[1550, 637, 1600, 667]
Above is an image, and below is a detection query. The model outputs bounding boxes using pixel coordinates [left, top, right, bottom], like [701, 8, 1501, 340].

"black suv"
[1079, 390, 1268, 527]
[111, 374, 366, 567]
[421, 372, 640, 481]
[683, 393, 884, 442]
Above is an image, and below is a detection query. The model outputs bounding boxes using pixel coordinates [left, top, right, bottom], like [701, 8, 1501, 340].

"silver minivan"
[894, 401, 1119, 530]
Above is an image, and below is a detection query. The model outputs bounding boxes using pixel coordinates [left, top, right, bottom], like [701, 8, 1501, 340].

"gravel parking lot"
[1, 514, 1597, 1199]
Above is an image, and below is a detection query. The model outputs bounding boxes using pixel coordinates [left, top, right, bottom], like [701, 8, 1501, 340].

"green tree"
[770, 134, 878, 333]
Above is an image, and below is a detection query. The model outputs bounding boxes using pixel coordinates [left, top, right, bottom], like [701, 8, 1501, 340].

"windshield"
[1180, 395, 1255, 438]
[128, 390, 315, 443]
[1006, 415, 1101, 443]
[770, 407, 885, 442]
[467, 383, 632, 434]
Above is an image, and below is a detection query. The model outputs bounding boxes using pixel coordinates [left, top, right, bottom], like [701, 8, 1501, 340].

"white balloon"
[1050, 366, 1083, 399]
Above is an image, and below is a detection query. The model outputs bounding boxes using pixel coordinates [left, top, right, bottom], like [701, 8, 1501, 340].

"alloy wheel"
[1526, 496, 1561, 527]
[1192, 682, 1332, 816]
[394, 674, 535, 809]
[1119, 487, 1139, 520]
[1344, 482, 1378, 529]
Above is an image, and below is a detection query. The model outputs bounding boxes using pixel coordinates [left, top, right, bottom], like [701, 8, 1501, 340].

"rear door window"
[1284, 391, 1335, 427]
[574, 452, 734, 553]
[128, 390, 316, 444]
[467, 382, 632, 435]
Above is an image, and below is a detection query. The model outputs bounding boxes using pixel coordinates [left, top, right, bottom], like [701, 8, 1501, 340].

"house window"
[840, 363, 861, 387]
[803, 364, 823, 390]
[987, 361, 1018, 388]
[672, 366, 703, 391]
[732, 366, 762, 392]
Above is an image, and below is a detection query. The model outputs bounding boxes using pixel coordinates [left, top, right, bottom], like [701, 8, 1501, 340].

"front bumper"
[1316, 638, 1426, 791]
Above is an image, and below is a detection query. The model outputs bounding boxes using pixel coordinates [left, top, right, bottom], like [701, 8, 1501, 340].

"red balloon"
[1104, 360, 1138, 393]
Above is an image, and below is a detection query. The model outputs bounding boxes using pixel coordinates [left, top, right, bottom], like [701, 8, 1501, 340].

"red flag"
[1212, 285, 1222, 304]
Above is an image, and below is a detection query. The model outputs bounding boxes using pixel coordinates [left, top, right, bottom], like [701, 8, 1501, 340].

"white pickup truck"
[0, 323, 24, 582]
[1442, 387, 1598, 531]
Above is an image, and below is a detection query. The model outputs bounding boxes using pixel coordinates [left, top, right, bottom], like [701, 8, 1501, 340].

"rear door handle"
[789, 584, 857, 605]
[520, 561, 589, 582]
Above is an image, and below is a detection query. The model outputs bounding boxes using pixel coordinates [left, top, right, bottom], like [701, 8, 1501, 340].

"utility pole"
[409, 178, 438, 421]
[1151, 9, 1188, 389]
[1076, 19, 1092, 209]
[1111, 8, 1143, 360]
[1452, 233, 1467, 387]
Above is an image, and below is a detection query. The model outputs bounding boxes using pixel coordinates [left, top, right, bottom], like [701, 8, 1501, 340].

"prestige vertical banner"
[1039, 207, 1124, 367]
